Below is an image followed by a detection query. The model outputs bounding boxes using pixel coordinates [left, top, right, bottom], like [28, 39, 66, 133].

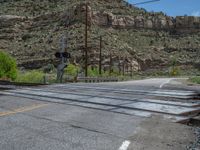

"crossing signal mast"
[55, 35, 71, 83]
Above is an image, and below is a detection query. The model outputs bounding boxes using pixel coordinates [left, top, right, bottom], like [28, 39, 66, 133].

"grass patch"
[15, 70, 45, 83]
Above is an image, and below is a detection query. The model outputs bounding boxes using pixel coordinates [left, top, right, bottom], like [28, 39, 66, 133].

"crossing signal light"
[55, 52, 71, 58]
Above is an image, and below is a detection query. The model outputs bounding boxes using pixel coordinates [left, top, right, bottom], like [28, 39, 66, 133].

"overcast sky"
[128, 0, 200, 17]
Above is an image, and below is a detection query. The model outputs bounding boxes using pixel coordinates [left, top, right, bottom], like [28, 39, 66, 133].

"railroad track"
[49, 84, 200, 99]
[17, 87, 200, 107]
[0, 83, 200, 124]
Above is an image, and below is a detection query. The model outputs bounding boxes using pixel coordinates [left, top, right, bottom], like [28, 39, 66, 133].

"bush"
[88, 67, 99, 77]
[16, 70, 44, 83]
[189, 76, 200, 84]
[65, 64, 80, 77]
[0, 51, 17, 80]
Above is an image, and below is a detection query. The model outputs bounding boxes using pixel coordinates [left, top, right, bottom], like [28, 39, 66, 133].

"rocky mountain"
[0, 0, 200, 73]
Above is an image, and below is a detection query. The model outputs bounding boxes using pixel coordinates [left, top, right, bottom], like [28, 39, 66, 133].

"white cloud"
[192, 11, 200, 16]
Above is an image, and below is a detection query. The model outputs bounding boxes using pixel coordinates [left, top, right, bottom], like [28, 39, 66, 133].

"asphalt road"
[0, 78, 199, 150]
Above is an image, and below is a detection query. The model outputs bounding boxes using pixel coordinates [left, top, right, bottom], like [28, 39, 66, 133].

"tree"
[0, 51, 17, 80]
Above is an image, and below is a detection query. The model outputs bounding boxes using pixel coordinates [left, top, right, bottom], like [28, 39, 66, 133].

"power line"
[133, 0, 160, 6]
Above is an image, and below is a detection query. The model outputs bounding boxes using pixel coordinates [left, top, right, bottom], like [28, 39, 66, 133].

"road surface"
[0, 78, 199, 150]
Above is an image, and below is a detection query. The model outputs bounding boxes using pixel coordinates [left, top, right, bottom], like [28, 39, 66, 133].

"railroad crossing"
[1, 80, 200, 123]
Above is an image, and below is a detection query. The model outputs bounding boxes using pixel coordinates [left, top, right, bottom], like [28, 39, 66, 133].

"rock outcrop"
[92, 11, 200, 31]
[71, 3, 200, 31]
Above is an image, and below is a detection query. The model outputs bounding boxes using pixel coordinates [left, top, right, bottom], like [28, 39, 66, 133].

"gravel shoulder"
[128, 115, 197, 150]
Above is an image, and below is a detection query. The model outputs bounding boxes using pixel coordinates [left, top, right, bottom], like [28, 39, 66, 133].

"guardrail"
[0, 77, 119, 86]
[76, 77, 118, 83]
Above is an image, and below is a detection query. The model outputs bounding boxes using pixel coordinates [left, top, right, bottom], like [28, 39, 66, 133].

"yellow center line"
[0, 104, 48, 117]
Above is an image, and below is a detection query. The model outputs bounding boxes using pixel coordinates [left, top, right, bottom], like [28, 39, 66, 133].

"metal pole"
[99, 36, 102, 75]
[85, 3, 88, 77]
[61, 36, 66, 64]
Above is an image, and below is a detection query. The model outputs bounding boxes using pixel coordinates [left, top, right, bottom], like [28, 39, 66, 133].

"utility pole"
[85, 3, 88, 77]
[131, 62, 133, 77]
[99, 36, 102, 75]
[109, 52, 112, 76]
[123, 57, 125, 76]
[118, 56, 121, 75]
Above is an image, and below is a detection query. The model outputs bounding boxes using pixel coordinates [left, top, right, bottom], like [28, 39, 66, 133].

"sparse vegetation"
[168, 56, 180, 76]
[15, 70, 45, 83]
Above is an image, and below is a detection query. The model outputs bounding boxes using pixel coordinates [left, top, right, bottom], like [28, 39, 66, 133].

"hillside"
[0, 0, 200, 73]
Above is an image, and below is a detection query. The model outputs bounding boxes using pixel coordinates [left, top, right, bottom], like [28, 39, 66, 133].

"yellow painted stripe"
[0, 104, 48, 117]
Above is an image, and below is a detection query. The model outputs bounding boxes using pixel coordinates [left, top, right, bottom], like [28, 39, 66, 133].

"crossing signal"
[55, 52, 71, 58]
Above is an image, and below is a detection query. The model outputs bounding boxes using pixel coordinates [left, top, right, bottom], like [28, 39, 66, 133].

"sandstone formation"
[73, 3, 200, 31]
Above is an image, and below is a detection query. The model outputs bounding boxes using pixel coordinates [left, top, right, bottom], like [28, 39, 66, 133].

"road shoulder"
[128, 115, 196, 150]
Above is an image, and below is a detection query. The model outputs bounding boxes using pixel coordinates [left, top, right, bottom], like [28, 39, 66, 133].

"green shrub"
[16, 70, 44, 83]
[88, 67, 99, 77]
[189, 76, 200, 84]
[65, 64, 80, 77]
[0, 51, 17, 80]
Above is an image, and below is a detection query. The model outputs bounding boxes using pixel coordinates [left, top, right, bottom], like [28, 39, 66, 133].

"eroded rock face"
[71, 3, 92, 26]
[176, 16, 200, 29]
[90, 6, 200, 30]
[59, 3, 200, 31]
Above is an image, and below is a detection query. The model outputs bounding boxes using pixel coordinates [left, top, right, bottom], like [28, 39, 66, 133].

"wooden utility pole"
[123, 57, 125, 76]
[99, 36, 102, 75]
[131, 63, 133, 77]
[109, 52, 112, 76]
[118, 56, 121, 75]
[85, 3, 88, 77]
